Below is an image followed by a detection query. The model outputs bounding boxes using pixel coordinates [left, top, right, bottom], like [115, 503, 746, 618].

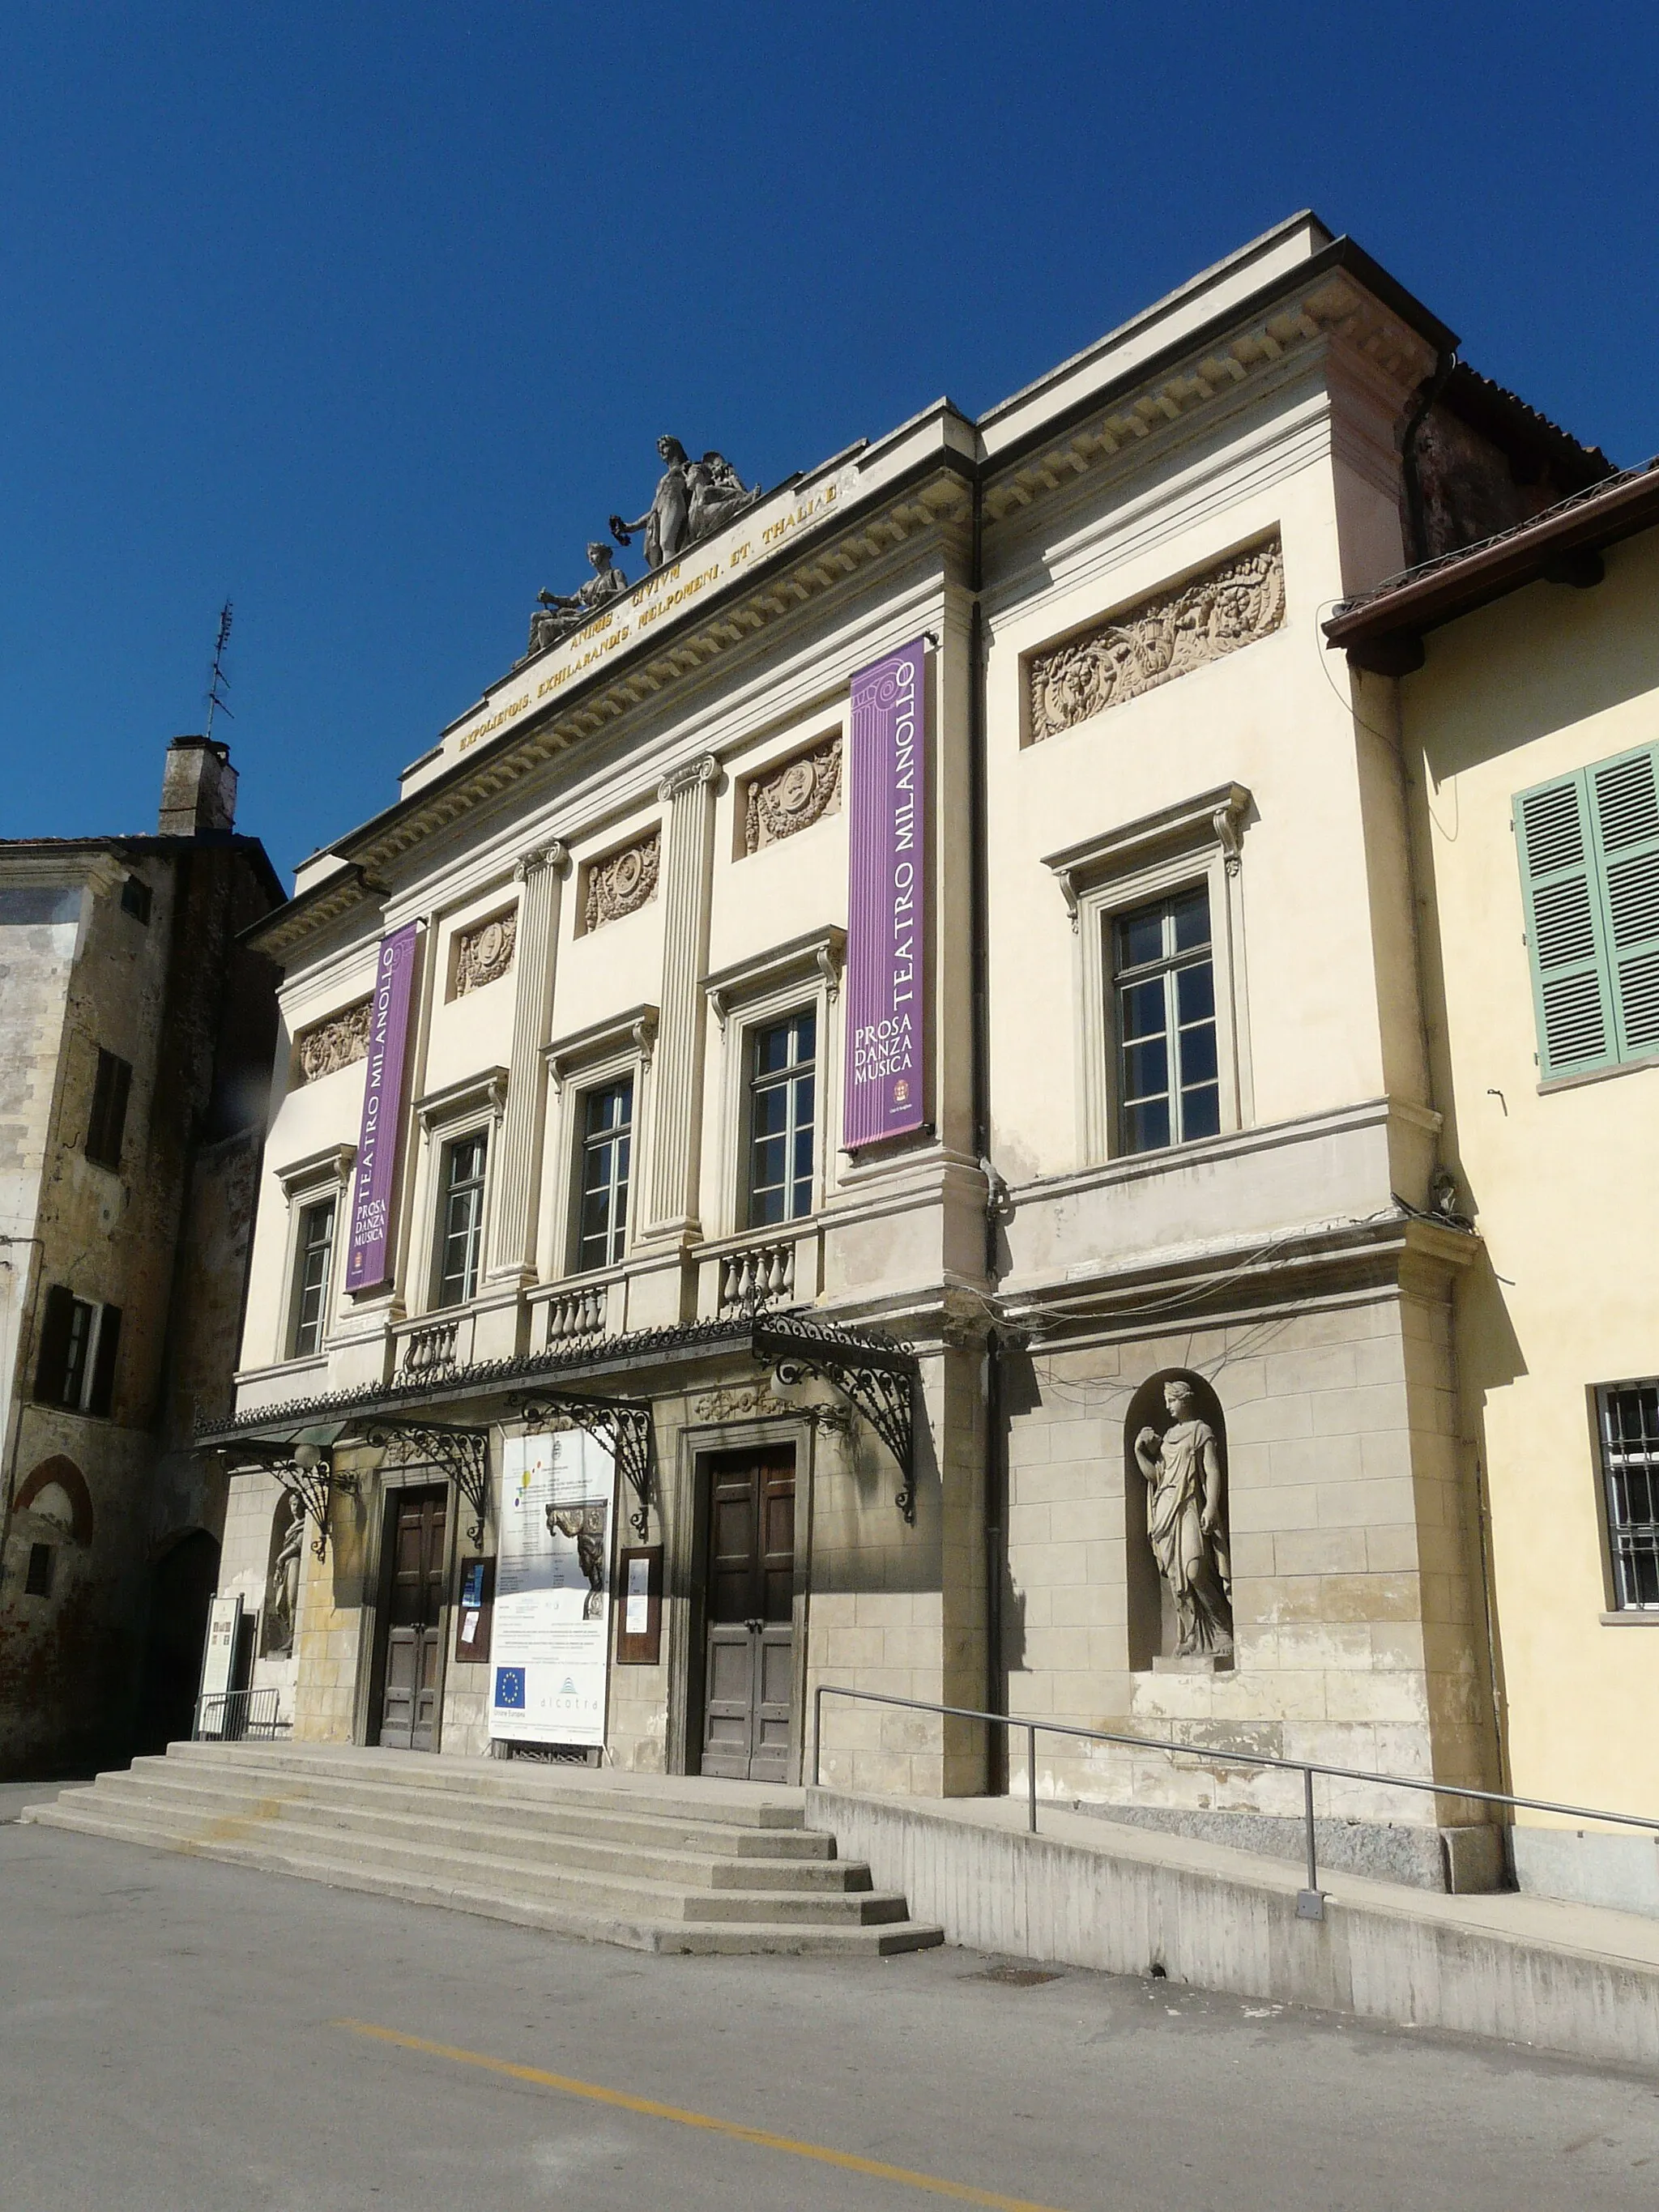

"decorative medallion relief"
[1027, 535, 1285, 744]
[744, 738, 842, 855]
[295, 1000, 371, 1084]
[583, 828, 661, 933]
[453, 907, 518, 997]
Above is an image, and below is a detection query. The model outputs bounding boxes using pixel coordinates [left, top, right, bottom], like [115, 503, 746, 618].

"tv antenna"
[203, 599, 234, 745]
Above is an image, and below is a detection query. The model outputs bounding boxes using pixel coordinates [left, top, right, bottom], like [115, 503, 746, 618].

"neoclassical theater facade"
[211, 214, 1597, 1880]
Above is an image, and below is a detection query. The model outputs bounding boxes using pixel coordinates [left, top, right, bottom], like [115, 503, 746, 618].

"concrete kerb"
[804, 1785, 1659, 2069]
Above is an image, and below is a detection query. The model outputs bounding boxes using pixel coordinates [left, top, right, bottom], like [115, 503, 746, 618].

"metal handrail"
[811, 1683, 1659, 1920]
[194, 1686, 284, 1742]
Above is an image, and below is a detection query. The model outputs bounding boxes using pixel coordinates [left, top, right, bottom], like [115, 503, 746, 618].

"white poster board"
[198, 1594, 242, 1737]
[488, 1429, 617, 1747]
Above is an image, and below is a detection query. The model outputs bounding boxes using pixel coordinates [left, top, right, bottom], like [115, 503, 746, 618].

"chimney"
[158, 735, 237, 837]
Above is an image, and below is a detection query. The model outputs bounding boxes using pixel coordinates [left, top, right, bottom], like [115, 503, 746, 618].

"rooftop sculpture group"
[527, 436, 761, 658]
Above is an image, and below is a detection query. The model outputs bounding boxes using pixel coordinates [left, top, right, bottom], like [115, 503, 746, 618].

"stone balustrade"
[718, 1238, 795, 1315]
[545, 1281, 608, 1345]
[399, 1318, 459, 1378]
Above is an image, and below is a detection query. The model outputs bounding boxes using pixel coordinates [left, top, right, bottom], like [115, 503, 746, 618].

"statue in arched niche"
[261, 1491, 305, 1659]
[1133, 1375, 1233, 1659]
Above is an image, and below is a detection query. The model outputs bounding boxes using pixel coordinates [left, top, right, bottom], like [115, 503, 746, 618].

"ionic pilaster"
[484, 842, 567, 1284]
[643, 756, 719, 1242]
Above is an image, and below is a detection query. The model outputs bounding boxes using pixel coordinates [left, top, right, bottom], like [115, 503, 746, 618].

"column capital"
[657, 753, 720, 804]
[514, 840, 569, 883]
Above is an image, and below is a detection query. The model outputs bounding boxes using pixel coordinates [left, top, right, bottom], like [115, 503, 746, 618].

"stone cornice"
[247, 254, 1439, 974]
[980, 269, 1435, 526]
[252, 461, 973, 967]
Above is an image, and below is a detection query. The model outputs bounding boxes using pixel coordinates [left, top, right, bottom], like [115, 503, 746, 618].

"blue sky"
[3, 3, 1655, 882]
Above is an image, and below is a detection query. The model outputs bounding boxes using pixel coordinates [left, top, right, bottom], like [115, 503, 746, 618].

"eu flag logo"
[493, 1667, 526, 1710]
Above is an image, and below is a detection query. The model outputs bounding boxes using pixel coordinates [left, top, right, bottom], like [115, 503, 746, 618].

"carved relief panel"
[294, 1000, 371, 1084]
[743, 737, 842, 855]
[583, 828, 661, 932]
[1027, 534, 1285, 743]
[453, 906, 518, 996]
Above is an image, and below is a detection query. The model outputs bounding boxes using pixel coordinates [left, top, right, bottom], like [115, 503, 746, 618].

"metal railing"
[812, 1684, 1659, 1920]
[193, 1686, 284, 1742]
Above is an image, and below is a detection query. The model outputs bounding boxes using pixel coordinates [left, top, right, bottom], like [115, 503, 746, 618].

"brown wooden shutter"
[87, 1051, 132, 1170]
[33, 1285, 75, 1403]
[87, 1306, 122, 1418]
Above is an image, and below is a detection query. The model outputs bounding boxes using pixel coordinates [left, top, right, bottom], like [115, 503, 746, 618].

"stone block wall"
[220, 1469, 298, 1728]
[1003, 1280, 1494, 1841]
[807, 1341, 988, 1797]
[293, 1484, 371, 1744]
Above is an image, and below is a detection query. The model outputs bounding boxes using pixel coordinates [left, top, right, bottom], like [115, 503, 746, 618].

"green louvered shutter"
[1514, 772, 1616, 1079]
[1588, 745, 1659, 1065]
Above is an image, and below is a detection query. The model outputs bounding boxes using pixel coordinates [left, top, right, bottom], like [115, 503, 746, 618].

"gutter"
[1324, 455, 1659, 673]
[963, 467, 1009, 1777]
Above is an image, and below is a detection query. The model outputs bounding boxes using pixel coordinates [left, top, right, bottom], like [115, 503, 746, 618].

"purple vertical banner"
[844, 637, 928, 1149]
[346, 922, 419, 1294]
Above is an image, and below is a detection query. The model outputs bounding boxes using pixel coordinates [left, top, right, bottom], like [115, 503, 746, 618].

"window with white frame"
[288, 1196, 337, 1358]
[702, 927, 842, 1238]
[746, 1008, 816, 1225]
[1111, 886, 1220, 1153]
[1044, 786, 1251, 1167]
[1597, 1383, 1659, 1610]
[434, 1131, 488, 1306]
[274, 1145, 356, 1364]
[576, 1076, 633, 1272]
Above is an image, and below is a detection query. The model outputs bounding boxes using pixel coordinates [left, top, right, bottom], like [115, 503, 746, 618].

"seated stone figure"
[610, 438, 761, 570]
[528, 541, 628, 656]
[687, 450, 761, 543]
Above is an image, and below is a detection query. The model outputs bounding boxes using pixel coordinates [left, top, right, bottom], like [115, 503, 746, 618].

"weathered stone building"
[0, 738, 281, 1775]
[206, 212, 1627, 1896]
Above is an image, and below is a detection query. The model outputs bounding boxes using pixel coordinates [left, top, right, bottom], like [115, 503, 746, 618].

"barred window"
[1597, 1383, 1659, 1610]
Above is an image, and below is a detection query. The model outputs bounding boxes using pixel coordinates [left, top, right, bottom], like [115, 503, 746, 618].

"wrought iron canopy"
[359, 1417, 491, 1549]
[751, 1312, 919, 1523]
[510, 1392, 654, 1541]
[220, 1422, 352, 1558]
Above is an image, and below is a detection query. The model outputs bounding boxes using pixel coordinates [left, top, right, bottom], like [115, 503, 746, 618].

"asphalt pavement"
[2, 1817, 1657, 2211]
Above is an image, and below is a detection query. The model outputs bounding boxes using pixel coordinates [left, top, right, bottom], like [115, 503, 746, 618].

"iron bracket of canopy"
[220, 1425, 354, 1559]
[751, 1312, 919, 1524]
[509, 1392, 654, 1541]
[357, 1417, 492, 1550]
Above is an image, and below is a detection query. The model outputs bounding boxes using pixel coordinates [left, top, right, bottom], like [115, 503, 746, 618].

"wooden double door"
[702, 1447, 795, 1782]
[377, 1485, 448, 1752]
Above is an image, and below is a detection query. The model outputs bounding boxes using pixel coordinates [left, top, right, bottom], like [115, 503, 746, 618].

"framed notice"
[196, 1594, 242, 1737]
[488, 1430, 617, 1746]
[454, 1555, 495, 1664]
[615, 1546, 663, 1666]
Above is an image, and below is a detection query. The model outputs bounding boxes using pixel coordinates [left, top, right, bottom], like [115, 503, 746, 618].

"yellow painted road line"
[333, 2018, 1073, 2212]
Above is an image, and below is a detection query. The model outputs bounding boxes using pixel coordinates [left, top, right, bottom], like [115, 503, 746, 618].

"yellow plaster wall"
[1401, 524, 1659, 1822]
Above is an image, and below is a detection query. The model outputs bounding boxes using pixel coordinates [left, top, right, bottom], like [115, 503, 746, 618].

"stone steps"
[88, 1768, 865, 1894]
[122, 1750, 836, 1859]
[23, 1745, 944, 1956]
